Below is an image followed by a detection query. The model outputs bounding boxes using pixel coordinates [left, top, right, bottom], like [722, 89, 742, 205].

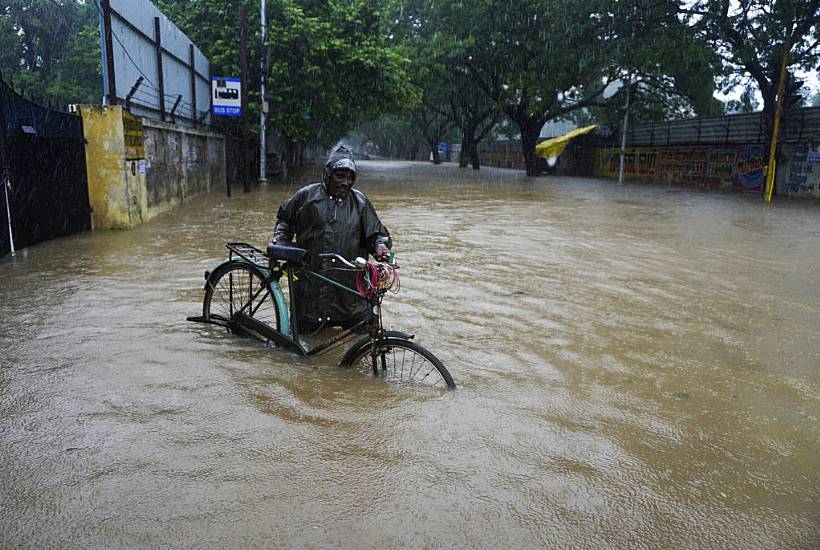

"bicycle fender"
[268, 282, 291, 337]
[339, 331, 415, 367]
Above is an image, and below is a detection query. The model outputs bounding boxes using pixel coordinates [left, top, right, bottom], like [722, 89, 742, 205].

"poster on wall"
[734, 145, 766, 193]
[122, 110, 145, 160]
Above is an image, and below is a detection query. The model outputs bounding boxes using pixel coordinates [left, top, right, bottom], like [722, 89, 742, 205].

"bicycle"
[188, 242, 456, 390]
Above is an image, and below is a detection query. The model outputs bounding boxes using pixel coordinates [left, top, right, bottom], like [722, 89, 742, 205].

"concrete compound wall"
[142, 118, 226, 218]
[592, 144, 820, 199]
[780, 143, 820, 198]
[81, 106, 225, 229]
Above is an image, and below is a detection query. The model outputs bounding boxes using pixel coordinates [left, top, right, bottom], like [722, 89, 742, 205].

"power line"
[91, 0, 158, 91]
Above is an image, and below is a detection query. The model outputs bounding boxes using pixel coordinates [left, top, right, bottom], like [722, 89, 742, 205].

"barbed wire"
[90, 0, 205, 121]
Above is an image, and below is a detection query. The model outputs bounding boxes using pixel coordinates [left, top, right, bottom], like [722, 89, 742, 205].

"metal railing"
[625, 107, 820, 147]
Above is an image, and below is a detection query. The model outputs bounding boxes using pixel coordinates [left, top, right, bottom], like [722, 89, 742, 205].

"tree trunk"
[505, 107, 545, 177]
[470, 142, 480, 170]
[521, 126, 541, 176]
[761, 87, 777, 150]
[459, 134, 471, 168]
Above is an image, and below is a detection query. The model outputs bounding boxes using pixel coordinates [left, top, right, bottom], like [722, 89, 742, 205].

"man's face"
[329, 169, 354, 196]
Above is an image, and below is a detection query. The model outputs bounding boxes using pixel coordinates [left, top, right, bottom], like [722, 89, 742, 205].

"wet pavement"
[1, 160, 818, 548]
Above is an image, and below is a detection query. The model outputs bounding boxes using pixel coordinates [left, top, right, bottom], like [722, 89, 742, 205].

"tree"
[683, 0, 820, 140]
[0, 0, 100, 105]
[266, 0, 413, 157]
[350, 114, 425, 160]
[440, 65, 500, 170]
[426, 0, 720, 176]
[158, 0, 414, 165]
[581, 1, 723, 127]
[388, 0, 502, 169]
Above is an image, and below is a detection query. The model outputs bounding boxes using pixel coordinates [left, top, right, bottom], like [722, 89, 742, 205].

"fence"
[624, 107, 820, 147]
[1, 79, 90, 257]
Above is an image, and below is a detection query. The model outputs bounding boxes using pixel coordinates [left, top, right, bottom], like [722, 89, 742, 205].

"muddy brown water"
[1, 161, 818, 548]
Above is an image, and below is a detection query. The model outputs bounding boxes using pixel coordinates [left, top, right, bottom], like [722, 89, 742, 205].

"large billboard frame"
[99, 0, 212, 125]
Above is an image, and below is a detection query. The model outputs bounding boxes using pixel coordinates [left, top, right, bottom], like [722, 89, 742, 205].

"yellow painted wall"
[80, 106, 146, 229]
[80, 107, 225, 230]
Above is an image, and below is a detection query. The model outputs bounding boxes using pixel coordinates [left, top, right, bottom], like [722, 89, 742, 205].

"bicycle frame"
[216, 243, 408, 360]
[185, 242, 468, 388]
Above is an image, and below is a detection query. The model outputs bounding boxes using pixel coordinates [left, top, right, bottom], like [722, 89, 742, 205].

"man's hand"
[374, 243, 389, 260]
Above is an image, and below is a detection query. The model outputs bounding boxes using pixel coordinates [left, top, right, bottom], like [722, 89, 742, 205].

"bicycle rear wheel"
[344, 338, 455, 390]
[203, 261, 281, 333]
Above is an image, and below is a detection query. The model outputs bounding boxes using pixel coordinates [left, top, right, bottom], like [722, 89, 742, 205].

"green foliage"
[401, 0, 724, 174]
[157, 0, 413, 152]
[685, 0, 819, 118]
[0, 0, 100, 105]
[583, 0, 724, 127]
[349, 114, 425, 159]
[265, 0, 414, 147]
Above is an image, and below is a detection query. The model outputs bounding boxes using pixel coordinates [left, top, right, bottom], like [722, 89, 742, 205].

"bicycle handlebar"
[317, 253, 366, 269]
[267, 242, 395, 270]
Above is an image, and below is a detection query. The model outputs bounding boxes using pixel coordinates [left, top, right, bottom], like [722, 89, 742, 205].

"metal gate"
[1, 79, 91, 257]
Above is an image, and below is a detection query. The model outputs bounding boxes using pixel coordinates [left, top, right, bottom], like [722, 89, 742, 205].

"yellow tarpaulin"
[535, 125, 598, 160]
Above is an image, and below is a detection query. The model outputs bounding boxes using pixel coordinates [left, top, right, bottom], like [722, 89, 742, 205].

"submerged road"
[1, 161, 818, 548]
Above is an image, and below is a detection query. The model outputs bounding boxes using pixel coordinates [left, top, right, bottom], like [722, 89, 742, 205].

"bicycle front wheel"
[203, 261, 282, 333]
[345, 338, 455, 390]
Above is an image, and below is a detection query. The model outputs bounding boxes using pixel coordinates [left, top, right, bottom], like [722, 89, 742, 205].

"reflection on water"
[1, 161, 818, 548]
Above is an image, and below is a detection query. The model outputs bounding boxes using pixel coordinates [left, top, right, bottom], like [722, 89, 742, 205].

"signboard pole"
[3, 172, 13, 257]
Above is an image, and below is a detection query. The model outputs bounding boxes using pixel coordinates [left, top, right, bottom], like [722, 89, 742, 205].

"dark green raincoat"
[273, 180, 391, 330]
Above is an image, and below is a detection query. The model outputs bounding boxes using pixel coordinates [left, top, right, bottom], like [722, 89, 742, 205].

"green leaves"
[684, 0, 819, 116]
[0, 0, 100, 105]
[156, 0, 412, 149]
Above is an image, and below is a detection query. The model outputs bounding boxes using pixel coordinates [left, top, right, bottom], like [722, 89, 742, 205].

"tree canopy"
[3, 0, 817, 174]
[0, 0, 101, 105]
[683, 0, 819, 122]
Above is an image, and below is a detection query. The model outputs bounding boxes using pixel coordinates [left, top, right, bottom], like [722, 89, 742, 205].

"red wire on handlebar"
[355, 261, 400, 297]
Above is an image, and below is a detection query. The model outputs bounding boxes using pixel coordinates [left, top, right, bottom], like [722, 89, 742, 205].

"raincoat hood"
[322, 146, 358, 190]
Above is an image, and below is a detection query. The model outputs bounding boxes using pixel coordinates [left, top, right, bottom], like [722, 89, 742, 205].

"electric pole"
[618, 78, 631, 186]
[240, 5, 250, 193]
[259, 0, 268, 185]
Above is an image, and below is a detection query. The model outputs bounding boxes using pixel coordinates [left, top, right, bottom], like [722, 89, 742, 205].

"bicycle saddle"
[266, 243, 308, 263]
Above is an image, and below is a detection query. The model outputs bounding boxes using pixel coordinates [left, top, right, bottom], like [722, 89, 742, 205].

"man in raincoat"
[272, 146, 391, 332]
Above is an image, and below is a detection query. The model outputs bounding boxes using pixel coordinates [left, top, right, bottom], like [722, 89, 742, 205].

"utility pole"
[100, 0, 117, 105]
[239, 5, 250, 193]
[618, 78, 631, 186]
[258, 0, 268, 186]
[618, 10, 636, 187]
[764, 39, 790, 204]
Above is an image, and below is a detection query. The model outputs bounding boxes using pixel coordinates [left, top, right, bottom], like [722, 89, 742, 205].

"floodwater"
[1, 161, 818, 548]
